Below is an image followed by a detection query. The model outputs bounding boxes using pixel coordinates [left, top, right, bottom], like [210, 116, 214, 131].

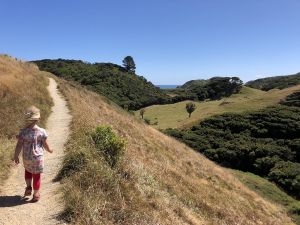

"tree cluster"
[166, 77, 243, 101]
[280, 91, 300, 107]
[33, 59, 168, 110]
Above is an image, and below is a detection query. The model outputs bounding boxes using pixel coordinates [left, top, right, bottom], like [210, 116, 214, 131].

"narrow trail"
[0, 78, 72, 225]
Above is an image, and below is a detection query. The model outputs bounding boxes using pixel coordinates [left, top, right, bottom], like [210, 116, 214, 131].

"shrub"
[144, 118, 151, 125]
[56, 150, 88, 180]
[268, 161, 300, 198]
[91, 126, 126, 168]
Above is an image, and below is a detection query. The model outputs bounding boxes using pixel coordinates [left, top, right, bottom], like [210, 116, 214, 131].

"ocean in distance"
[156, 85, 179, 89]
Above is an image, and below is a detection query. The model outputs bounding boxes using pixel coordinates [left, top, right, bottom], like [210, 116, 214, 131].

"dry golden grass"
[55, 76, 294, 225]
[0, 55, 52, 182]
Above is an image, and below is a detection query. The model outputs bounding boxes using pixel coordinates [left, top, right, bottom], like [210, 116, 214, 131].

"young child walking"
[13, 106, 53, 202]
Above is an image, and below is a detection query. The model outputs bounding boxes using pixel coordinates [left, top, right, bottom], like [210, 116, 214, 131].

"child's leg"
[24, 170, 32, 187]
[32, 173, 41, 194]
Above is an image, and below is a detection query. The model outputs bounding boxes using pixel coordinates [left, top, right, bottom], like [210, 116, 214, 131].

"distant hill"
[245, 73, 300, 91]
[172, 76, 243, 101]
[179, 79, 209, 89]
[33, 59, 169, 110]
[138, 83, 300, 129]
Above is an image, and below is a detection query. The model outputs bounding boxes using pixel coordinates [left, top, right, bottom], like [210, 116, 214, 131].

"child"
[13, 106, 53, 202]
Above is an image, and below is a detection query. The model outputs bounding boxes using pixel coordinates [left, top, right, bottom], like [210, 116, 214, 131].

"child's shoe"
[32, 192, 40, 202]
[24, 186, 32, 196]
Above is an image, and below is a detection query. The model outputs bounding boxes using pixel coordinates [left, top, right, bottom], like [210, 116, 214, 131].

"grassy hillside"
[232, 170, 300, 224]
[54, 76, 293, 224]
[33, 59, 169, 110]
[0, 55, 52, 182]
[165, 96, 300, 222]
[136, 85, 300, 129]
[245, 73, 300, 91]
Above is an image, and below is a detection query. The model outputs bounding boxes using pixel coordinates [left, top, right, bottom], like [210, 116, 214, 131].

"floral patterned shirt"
[17, 125, 48, 173]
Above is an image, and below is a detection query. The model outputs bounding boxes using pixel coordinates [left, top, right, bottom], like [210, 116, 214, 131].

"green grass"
[135, 85, 300, 129]
[231, 169, 300, 225]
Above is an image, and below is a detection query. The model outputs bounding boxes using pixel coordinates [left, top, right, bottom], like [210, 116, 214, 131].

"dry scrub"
[56, 76, 294, 225]
[0, 55, 52, 182]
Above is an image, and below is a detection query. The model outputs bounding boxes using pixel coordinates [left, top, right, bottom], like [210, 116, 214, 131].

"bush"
[56, 150, 88, 180]
[268, 161, 300, 198]
[91, 126, 126, 168]
[144, 118, 151, 125]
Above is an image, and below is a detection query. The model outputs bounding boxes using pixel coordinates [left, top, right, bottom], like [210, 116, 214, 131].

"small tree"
[186, 102, 196, 118]
[122, 56, 136, 73]
[140, 109, 145, 119]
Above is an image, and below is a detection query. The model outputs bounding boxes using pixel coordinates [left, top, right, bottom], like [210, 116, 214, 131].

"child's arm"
[43, 139, 53, 153]
[13, 140, 23, 164]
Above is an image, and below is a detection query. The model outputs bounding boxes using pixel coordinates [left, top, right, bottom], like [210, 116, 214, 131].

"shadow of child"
[0, 195, 31, 207]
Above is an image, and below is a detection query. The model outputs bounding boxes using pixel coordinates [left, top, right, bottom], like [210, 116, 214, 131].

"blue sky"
[1, 0, 300, 84]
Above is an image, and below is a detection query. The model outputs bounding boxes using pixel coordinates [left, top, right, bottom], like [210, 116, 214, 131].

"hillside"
[136, 85, 300, 129]
[232, 170, 300, 224]
[245, 73, 300, 91]
[0, 55, 52, 181]
[52, 74, 294, 224]
[165, 95, 300, 222]
[0, 55, 296, 224]
[33, 59, 168, 110]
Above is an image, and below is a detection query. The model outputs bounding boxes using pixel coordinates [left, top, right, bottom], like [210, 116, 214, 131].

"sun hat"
[25, 106, 40, 121]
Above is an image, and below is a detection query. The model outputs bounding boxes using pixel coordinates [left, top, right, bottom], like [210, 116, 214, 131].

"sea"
[156, 85, 179, 89]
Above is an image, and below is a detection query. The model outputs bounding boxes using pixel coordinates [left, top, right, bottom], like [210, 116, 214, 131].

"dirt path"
[0, 78, 72, 225]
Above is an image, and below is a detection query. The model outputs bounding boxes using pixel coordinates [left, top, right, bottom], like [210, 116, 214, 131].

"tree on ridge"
[122, 56, 136, 73]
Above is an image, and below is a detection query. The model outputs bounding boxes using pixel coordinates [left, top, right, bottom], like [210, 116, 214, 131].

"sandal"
[24, 186, 32, 196]
[32, 193, 40, 202]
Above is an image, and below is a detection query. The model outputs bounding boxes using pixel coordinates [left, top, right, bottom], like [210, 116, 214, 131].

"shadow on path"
[0, 195, 31, 207]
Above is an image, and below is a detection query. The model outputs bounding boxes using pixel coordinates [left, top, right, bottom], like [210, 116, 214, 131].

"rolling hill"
[165, 93, 300, 223]
[54, 74, 293, 224]
[245, 73, 300, 91]
[136, 85, 300, 129]
[0, 55, 295, 224]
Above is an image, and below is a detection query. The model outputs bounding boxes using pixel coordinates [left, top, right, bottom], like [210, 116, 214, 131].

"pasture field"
[136, 85, 300, 129]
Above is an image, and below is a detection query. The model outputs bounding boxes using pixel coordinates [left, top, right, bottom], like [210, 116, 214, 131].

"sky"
[1, 0, 300, 85]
